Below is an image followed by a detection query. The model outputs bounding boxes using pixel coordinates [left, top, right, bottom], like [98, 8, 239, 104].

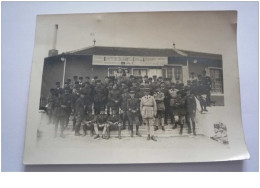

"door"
[133, 69, 148, 77]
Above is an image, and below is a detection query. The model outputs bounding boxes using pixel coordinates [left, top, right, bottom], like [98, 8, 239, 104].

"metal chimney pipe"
[52, 24, 58, 50]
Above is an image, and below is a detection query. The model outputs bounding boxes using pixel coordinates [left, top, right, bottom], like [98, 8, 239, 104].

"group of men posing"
[46, 70, 212, 142]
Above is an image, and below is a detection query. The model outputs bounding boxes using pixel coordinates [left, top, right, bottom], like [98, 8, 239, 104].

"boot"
[172, 123, 177, 129]
[151, 135, 157, 142]
[107, 127, 110, 139]
[147, 134, 150, 140]
[179, 124, 183, 135]
[161, 118, 165, 131]
[60, 133, 65, 138]
[94, 134, 100, 139]
[193, 129, 197, 136]
[118, 127, 122, 139]
[154, 126, 158, 131]
[136, 125, 141, 137]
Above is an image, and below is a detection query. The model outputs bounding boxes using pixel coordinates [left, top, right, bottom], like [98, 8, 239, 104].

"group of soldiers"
[46, 69, 212, 141]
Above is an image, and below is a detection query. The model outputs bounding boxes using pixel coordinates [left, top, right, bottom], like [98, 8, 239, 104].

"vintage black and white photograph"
[23, 11, 249, 164]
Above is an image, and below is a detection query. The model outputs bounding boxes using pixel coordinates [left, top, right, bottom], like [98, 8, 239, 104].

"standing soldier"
[72, 76, 78, 88]
[82, 109, 96, 137]
[153, 87, 166, 131]
[53, 90, 66, 138]
[74, 92, 85, 136]
[173, 91, 187, 135]
[127, 89, 142, 137]
[186, 88, 197, 135]
[202, 70, 212, 106]
[94, 80, 108, 114]
[64, 88, 73, 128]
[120, 87, 130, 130]
[78, 76, 84, 88]
[55, 82, 63, 94]
[47, 88, 56, 124]
[81, 82, 94, 114]
[108, 84, 121, 114]
[140, 88, 157, 141]
[107, 108, 123, 139]
[93, 107, 108, 139]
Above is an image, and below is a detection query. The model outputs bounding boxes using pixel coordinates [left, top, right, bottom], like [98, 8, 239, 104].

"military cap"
[67, 78, 71, 82]
[73, 76, 78, 79]
[158, 76, 162, 79]
[130, 75, 134, 78]
[79, 76, 83, 80]
[96, 79, 101, 83]
[153, 75, 157, 78]
[50, 88, 55, 92]
[56, 82, 60, 86]
[85, 76, 90, 79]
[144, 75, 148, 78]
[75, 81, 79, 84]
[94, 76, 98, 79]
[148, 77, 153, 80]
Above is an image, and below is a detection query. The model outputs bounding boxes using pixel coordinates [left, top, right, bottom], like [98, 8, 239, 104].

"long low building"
[41, 45, 224, 105]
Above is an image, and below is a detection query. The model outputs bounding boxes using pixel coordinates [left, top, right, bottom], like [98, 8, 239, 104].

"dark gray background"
[2, 2, 258, 172]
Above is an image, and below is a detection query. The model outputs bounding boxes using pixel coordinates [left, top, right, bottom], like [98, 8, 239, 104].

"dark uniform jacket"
[84, 114, 96, 123]
[120, 93, 131, 111]
[108, 89, 121, 106]
[53, 95, 67, 117]
[81, 85, 94, 104]
[96, 114, 108, 124]
[94, 85, 108, 103]
[74, 97, 85, 117]
[107, 114, 122, 123]
[127, 98, 140, 114]
[186, 95, 197, 115]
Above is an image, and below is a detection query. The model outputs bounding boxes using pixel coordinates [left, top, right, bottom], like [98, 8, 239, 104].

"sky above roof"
[34, 11, 236, 63]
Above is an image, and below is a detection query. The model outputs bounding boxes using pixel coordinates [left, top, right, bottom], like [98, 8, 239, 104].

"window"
[209, 68, 223, 94]
[163, 66, 183, 82]
[133, 69, 148, 76]
[174, 66, 182, 81]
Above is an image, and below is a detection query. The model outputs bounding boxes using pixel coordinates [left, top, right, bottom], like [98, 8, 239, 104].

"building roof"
[62, 45, 222, 60]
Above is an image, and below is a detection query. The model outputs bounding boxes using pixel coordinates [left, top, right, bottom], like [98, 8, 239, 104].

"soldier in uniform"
[64, 88, 73, 128]
[93, 80, 108, 114]
[120, 87, 130, 130]
[107, 108, 123, 139]
[127, 89, 142, 137]
[162, 82, 173, 125]
[81, 82, 94, 114]
[72, 76, 78, 88]
[201, 70, 212, 106]
[55, 82, 63, 95]
[47, 88, 56, 124]
[186, 88, 197, 135]
[172, 91, 187, 135]
[93, 107, 109, 139]
[153, 87, 166, 131]
[108, 84, 121, 114]
[140, 88, 157, 141]
[53, 89, 66, 138]
[82, 109, 96, 137]
[74, 92, 85, 136]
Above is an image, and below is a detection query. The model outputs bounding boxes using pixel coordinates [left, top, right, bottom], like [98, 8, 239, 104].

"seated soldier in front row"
[93, 107, 109, 139]
[107, 108, 123, 139]
[82, 110, 96, 137]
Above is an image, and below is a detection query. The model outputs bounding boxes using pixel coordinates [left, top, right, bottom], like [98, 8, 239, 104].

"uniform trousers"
[55, 116, 65, 135]
[143, 118, 155, 136]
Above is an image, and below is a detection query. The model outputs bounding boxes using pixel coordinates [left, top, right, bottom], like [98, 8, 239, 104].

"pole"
[62, 57, 66, 88]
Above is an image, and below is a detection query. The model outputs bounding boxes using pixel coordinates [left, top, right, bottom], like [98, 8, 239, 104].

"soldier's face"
[130, 93, 135, 98]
